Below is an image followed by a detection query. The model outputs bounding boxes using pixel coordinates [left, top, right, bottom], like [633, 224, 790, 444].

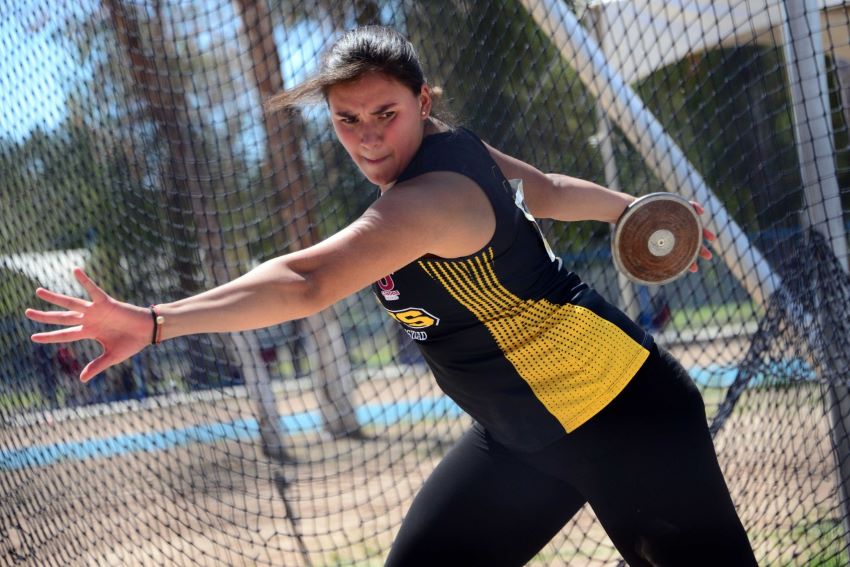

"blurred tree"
[236, 0, 362, 438]
[102, 0, 251, 388]
[0, 269, 51, 409]
[106, 0, 230, 285]
[0, 127, 95, 254]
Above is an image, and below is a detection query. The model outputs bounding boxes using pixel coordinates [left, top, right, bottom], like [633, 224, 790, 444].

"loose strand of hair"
[263, 78, 324, 115]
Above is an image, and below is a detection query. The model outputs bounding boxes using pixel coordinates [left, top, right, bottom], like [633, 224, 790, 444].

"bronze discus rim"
[611, 193, 702, 286]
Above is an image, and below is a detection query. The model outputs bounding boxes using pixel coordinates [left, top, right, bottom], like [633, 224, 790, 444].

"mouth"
[362, 155, 389, 165]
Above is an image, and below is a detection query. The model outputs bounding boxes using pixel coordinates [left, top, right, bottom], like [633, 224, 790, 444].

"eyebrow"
[334, 103, 398, 118]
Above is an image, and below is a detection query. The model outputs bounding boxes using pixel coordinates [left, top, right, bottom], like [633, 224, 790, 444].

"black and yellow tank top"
[372, 128, 652, 450]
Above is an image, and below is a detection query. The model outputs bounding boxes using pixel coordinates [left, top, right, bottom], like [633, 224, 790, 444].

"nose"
[360, 122, 382, 149]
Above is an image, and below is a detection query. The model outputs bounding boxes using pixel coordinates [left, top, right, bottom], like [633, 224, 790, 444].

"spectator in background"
[33, 342, 58, 408]
[56, 345, 85, 406]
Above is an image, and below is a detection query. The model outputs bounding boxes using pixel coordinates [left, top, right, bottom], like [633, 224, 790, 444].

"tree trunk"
[106, 0, 202, 293]
[106, 0, 248, 395]
[236, 0, 360, 437]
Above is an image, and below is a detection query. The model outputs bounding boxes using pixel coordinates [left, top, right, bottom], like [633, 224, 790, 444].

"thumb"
[80, 352, 113, 383]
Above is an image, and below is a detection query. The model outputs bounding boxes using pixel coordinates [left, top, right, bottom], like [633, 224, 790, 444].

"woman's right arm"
[25, 174, 483, 382]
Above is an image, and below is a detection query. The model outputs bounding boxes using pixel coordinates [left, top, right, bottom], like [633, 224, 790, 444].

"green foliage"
[0, 389, 43, 412]
[827, 56, 850, 215]
[0, 126, 95, 253]
[0, 269, 38, 320]
[776, 519, 850, 567]
[0, 269, 41, 372]
[635, 46, 804, 236]
[668, 300, 762, 331]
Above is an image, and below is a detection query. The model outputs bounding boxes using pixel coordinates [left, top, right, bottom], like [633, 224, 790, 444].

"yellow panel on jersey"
[419, 247, 649, 433]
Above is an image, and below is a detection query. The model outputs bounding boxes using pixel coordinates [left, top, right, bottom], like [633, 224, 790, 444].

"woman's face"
[327, 72, 431, 191]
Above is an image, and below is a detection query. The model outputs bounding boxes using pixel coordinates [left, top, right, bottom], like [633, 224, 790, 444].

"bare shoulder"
[373, 171, 495, 258]
[280, 170, 496, 307]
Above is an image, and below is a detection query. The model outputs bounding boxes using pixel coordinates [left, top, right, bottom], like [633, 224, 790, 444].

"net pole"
[518, 0, 783, 307]
[235, 0, 361, 440]
[781, 0, 850, 556]
[231, 332, 288, 460]
[782, 0, 848, 271]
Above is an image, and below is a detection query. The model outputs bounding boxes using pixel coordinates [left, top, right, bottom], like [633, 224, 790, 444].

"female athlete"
[26, 25, 757, 567]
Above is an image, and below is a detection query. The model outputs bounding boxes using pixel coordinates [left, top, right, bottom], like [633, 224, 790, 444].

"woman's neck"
[378, 119, 450, 194]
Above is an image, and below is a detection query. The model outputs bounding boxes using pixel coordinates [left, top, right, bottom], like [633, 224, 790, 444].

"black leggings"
[385, 344, 758, 567]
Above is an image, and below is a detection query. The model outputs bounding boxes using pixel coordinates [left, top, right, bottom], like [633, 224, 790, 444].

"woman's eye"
[339, 116, 357, 125]
[380, 112, 395, 120]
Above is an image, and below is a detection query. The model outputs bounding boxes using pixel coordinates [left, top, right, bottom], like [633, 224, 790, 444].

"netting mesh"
[2, 0, 850, 565]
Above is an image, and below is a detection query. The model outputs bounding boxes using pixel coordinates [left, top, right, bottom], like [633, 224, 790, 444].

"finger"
[80, 353, 112, 383]
[25, 308, 84, 326]
[689, 262, 698, 273]
[73, 267, 108, 303]
[700, 245, 713, 260]
[690, 201, 705, 215]
[35, 288, 90, 312]
[703, 227, 716, 242]
[31, 326, 86, 344]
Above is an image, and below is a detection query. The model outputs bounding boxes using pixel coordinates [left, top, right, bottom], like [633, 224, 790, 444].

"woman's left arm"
[484, 142, 635, 222]
[485, 141, 714, 270]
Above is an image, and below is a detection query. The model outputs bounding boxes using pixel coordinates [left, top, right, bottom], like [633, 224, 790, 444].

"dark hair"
[266, 26, 430, 111]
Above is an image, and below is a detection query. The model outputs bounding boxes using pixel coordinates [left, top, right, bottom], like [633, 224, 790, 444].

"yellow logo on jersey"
[386, 307, 440, 329]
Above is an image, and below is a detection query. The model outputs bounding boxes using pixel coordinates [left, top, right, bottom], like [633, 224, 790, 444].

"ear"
[419, 84, 432, 118]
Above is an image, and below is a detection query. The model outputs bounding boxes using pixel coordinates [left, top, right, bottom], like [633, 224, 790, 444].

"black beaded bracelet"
[149, 305, 164, 345]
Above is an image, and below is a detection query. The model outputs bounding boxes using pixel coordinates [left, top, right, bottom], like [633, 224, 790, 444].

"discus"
[611, 192, 702, 286]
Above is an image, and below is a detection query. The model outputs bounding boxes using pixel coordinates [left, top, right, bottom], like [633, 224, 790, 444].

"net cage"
[2, 0, 850, 565]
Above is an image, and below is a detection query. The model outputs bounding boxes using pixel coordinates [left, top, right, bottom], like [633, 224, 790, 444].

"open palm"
[25, 268, 152, 382]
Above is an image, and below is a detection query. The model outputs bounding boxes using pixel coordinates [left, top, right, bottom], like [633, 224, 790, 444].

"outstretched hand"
[689, 201, 716, 273]
[25, 268, 152, 382]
